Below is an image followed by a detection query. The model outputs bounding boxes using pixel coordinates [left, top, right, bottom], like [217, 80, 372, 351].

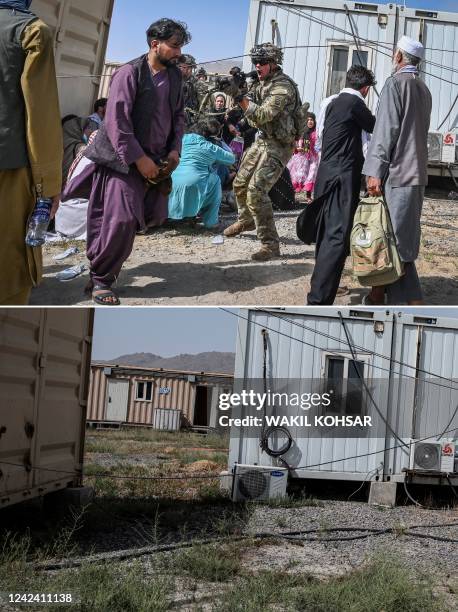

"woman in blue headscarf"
[0, 0, 63, 304]
[168, 118, 236, 229]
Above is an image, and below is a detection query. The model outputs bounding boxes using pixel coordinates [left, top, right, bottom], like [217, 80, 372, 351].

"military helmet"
[178, 54, 197, 68]
[250, 43, 283, 65]
[196, 67, 207, 77]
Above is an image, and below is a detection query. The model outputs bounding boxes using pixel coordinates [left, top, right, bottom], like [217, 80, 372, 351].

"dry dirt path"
[30, 195, 458, 306]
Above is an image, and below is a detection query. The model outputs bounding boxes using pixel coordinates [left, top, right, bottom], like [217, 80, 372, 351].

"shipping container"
[0, 309, 94, 510]
[98, 60, 123, 99]
[244, 0, 458, 174]
[88, 364, 234, 430]
[33, 0, 115, 117]
[229, 308, 458, 486]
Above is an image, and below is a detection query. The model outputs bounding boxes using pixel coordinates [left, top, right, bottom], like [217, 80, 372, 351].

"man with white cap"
[363, 35, 432, 305]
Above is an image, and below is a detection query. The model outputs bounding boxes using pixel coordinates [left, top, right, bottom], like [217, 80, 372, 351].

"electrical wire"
[268, 1, 458, 82]
[226, 307, 458, 395]
[338, 311, 408, 448]
[32, 521, 458, 571]
[404, 473, 424, 507]
[1, 425, 457, 480]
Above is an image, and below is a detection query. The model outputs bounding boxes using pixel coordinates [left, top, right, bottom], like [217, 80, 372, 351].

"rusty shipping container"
[88, 365, 234, 429]
[32, 0, 115, 117]
[0, 309, 94, 510]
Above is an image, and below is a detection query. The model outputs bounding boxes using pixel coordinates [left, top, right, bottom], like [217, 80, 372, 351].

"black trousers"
[307, 168, 361, 305]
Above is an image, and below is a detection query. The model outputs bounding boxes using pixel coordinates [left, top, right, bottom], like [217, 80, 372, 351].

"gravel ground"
[29, 193, 458, 306]
[244, 500, 458, 576]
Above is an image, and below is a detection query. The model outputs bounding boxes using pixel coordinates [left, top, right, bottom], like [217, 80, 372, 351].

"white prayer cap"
[397, 35, 425, 59]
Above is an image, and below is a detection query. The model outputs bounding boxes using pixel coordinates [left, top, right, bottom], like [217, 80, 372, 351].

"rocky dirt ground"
[30, 190, 458, 306]
[2, 429, 457, 610]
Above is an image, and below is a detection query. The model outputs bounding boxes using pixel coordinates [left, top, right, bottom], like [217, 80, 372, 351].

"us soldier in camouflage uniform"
[178, 54, 199, 126]
[224, 44, 300, 261]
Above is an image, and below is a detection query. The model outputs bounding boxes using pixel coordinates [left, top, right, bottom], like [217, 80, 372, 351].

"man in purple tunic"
[82, 18, 189, 304]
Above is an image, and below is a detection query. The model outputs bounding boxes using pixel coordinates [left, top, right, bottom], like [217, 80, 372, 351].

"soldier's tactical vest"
[254, 70, 300, 147]
[0, 7, 38, 170]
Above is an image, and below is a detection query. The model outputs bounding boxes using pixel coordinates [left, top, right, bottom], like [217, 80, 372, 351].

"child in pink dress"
[287, 113, 319, 202]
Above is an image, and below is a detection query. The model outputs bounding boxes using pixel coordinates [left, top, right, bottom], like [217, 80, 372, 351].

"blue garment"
[0, 0, 33, 13]
[169, 133, 235, 227]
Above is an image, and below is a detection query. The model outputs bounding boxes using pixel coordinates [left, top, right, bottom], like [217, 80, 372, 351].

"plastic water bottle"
[25, 198, 52, 247]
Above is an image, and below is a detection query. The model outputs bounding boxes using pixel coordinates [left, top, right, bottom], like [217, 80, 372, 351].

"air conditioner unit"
[427, 132, 442, 163]
[232, 464, 288, 502]
[409, 440, 455, 473]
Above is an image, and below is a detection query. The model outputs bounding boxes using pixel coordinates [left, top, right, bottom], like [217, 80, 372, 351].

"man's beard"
[391, 60, 400, 75]
[157, 53, 177, 68]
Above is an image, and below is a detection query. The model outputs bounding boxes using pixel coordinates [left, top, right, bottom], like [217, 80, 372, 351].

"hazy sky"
[92, 307, 458, 360]
[107, 0, 458, 63]
[92, 308, 239, 359]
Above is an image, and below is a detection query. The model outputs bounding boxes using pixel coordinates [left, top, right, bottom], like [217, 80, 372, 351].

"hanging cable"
[344, 4, 380, 98]
[253, 308, 458, 393]
[259, 329, 293, 468]
[338, 311, 409, 449]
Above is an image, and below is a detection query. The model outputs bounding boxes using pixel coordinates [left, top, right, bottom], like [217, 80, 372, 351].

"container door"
[106, 380, 129, 422]
[32, 309, 92, 489]
[32, 0, 115, 116]
[0, 310, 44, 497]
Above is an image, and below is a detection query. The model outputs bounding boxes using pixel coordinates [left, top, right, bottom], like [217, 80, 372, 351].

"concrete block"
[368, 481, 397, 507]
[61, 486, 95, 507]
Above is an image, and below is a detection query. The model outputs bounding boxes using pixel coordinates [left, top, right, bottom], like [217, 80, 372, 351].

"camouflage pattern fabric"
[233, 138, 294, 247]
[195, 78, 210, 108]
[233, 69, 297, 247]
[183, 76, 200, 126]
[244, 69, 299, 146]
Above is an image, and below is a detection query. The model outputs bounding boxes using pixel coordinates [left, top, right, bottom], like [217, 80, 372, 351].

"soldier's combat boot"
[223, 220, 256, 238]
[251, 244, 281, 261]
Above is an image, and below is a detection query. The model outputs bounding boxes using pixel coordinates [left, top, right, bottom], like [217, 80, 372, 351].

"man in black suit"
[307, 66, 376, 305]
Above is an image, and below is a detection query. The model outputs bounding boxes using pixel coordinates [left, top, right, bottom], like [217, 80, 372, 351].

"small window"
[326, 44, 373, 97]
[136, 380, 153, 401]
[323, 354, 369, 416]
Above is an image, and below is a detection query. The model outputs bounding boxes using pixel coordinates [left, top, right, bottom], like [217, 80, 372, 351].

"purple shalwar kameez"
[86, 65, 184, 288]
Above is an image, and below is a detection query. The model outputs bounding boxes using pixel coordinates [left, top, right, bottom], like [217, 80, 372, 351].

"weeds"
[170, 543, 242, 583]
[216, 555, 442, 612]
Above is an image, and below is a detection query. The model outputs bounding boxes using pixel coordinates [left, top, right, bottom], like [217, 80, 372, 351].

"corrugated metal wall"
[400, 8, 458, 131]
[33, 0, 115, 116]
[388, 318, 458, 478]
[244, 0, 397, 114]
[230, 309, 458, 482]
[87, 368, 197, 426]
[245, 1, 458, 131]
[0, 309, 93, 508]
[230, 309, 395, 479]
[98, 61, 123, 99]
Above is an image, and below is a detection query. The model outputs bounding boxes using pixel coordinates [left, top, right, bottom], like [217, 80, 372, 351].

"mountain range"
[95, 351, 235, 374]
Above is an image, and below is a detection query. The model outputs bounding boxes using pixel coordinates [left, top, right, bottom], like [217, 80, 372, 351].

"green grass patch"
[0, 527, 171, 612]
[217, 555, 443, 612]
[170, 543, 242, 583]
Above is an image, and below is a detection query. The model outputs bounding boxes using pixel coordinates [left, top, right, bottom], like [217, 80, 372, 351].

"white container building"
[229, 308, 458, 486]
[243, 0, 458, 175]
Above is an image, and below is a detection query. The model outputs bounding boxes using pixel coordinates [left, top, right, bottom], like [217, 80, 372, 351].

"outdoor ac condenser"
[232, 464, 288, 502]
[409, 440, 455, 473]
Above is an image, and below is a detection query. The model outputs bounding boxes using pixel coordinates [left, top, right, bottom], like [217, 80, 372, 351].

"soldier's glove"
[234, 92, 254, 104]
